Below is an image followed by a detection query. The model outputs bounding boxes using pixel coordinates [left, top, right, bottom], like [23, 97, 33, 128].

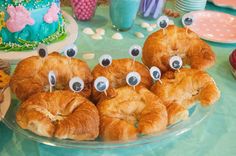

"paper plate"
[0, 11, 78, 64]
[208, 0, 236, 10]
[183, 11, 236, 43]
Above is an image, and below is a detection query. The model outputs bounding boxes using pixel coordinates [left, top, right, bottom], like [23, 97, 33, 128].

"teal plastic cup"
[110, 0, 141, 31]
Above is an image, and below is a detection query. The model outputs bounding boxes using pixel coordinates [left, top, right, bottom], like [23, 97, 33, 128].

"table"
[1, 1, 236, 156]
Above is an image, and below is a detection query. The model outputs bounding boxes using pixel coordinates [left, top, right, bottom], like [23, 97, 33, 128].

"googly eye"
[48, 71, 56, 87]
[99, 54, 112, 67]
[69, 77, 84, 93]
[37, 44, 48, 58]
[94, 76, 109, 92]
[157, 16, 169, 29]
[63, 44, 78, 58]
[169, 55, 183, 70]
[129, 45, 142, 58]
[150, 66, 162, 81]
[126, 72, 141, 87]
[182, 14, 194, 27]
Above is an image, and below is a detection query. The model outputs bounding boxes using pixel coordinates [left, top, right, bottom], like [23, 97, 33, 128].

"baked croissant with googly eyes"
[91, 58, 153, 103]
[97, 86, 168, 141]
[142, 25, 216, 73]
[151, 68, 220, 125]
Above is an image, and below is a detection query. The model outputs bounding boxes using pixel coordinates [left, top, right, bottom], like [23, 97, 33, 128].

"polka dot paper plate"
[182, 10, 236, 43]
[208, 0, 236, 10]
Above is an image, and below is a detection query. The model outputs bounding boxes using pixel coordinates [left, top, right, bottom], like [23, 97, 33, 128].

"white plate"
[0, 11, 78, 64]
[183, 11, 236, 43]
[0, 88, 11, 121]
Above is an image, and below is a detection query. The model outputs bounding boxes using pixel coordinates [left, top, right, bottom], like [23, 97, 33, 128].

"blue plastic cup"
[110, 0, 141, 31]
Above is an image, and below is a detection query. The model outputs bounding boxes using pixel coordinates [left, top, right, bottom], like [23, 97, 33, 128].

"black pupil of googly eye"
[160, 20, 167, 28]
[128, 76, 138, 86]
[39, 48, 46, 57]
[153, 71, 160, 79]
[67, 48, 76, 57]
[72, 82, 81, 91]
[97, 82, 106, 91]
[50, 76, 56, 85]
[102, 59, 110, 67]
[172, 60, 180, 69]
[131, 49, 139, 57]
[184, 18, 193, 26]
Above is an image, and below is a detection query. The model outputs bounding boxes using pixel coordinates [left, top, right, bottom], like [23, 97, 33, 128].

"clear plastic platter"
[2, 97, 213, 149]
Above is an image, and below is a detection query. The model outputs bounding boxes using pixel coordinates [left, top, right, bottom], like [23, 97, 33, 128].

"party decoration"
[150, 66, 162, 83]
[37, 44, 48, 58]
[99, 54, 112, 67]
[157, 15, 170, 29]
[169, 55, 183, 71]
[69, 77, 84, 93]
[94, 76, 109, 95]
[6, 5, 35, 32]
[129, 45, 142, 59]
[126, 72, 141, 88]
[63, 44, 78, 58]
[48, 71, 56, 92]
[0, 11, 6, 31]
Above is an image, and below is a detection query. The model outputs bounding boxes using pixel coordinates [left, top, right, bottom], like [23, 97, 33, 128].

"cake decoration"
[69, 77, 84, 93]
[94, 76, 109, 95]
[157, 15, 170, 30]
[126, 72, 141, 89]
[6, 5, 35, 33]
[44, 3, 60, 24]
[48, 71, 56, 92]
[150, 66, 162, 83]
[0, 11, 6, 32]
[129, 45, 142, 62]
[99, 54, 112, 67]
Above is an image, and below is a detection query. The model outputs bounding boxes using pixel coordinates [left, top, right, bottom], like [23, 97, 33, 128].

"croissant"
[151, 68, 220, 125]
[92, 58, 152, 102]
[16, 90, 99, 140]
[10, 52, 93, 101]
[142, 25, 216, 73]
[97, 86, 168, 141]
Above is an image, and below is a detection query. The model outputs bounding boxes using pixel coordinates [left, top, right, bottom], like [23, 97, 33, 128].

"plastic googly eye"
[37, 44, 48, 58]
[69, 77, 84, 93]
[150, 66, 162, 81]
[48, 71, 56, 86]
[182, 14, 194, 27]
[129, 45, 142, 58]
[157, 16, 170, 29]
[126, 72, 141, 87]
[63, 44, 78, 58]
[169, 55, 183, 70]
[99, 54, 112, 67]
[94, 76, 109, 92]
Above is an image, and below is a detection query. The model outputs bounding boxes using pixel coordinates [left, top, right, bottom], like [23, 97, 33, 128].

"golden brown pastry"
[92, 58, 152, 102]
[142, 25, 216, 73]
[97, 86, 168, 141]
[10, 52, 93, 101]
[16, 90, 99, 141]
[0, 70, 10, 89]
[151, 68, 220, 125]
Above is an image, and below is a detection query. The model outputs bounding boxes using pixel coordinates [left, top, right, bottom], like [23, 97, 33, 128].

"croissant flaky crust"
[16, 90, 99, 141]
[142, 25, 216, 73]
[92, 58, 152, 102]
[10, 52, 93, 101]
[151, 68, 220, 125]
[97, 86, 168, 141]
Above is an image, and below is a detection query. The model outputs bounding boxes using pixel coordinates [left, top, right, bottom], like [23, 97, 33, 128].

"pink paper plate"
[183, 11, 236, 43]
[209, 0, 236, 10]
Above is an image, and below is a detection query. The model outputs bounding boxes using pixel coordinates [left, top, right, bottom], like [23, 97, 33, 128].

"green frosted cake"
[0, 0, 66, 51]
